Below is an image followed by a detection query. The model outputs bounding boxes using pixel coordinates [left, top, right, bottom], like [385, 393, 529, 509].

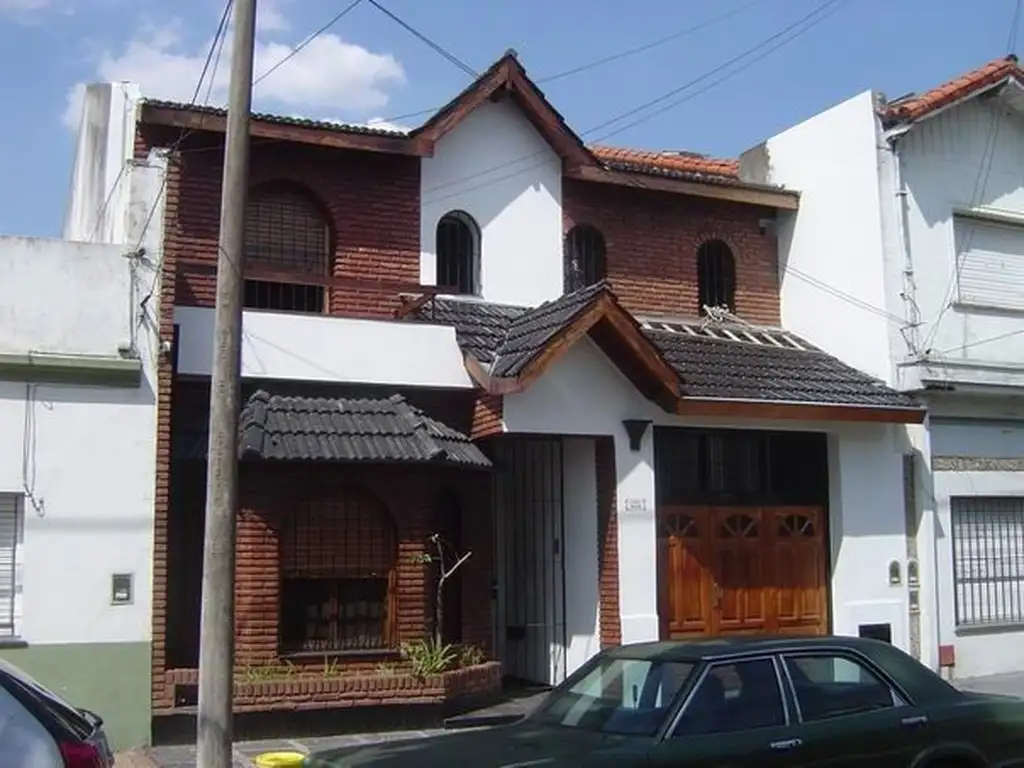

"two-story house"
[119, 51, 925, 739]
[743, 55, 1024, 680]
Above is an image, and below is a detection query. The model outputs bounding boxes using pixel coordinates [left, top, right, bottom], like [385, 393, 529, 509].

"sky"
[0, 0, 1019, 238]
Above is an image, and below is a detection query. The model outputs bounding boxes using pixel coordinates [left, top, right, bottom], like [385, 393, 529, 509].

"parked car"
[304, 636, 1024, 767]
[0, 657, 114, 767]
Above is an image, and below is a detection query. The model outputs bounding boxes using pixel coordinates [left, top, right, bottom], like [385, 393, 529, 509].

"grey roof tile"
[176, 391, 491, 468]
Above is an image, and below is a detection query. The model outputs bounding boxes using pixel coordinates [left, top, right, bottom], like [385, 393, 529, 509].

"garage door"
[657, 505, 828, 639]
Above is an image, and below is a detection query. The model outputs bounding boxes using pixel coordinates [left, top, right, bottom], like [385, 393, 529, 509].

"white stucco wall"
[503, 339, 912, 655]
[419, 100, 563, 307]
[898, 97, 1024, 386]
[175, 306, 474, 388]
[562, 437, 600, 676]
[0, 239, 157, 645]
[745, 91, 900, 387]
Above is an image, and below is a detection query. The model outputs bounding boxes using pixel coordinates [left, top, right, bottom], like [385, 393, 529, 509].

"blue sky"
[0, 0, 1018, 238]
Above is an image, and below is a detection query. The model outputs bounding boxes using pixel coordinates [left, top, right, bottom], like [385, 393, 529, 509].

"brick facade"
[563, 178, 781, 325]
[595, 437, 621, 648]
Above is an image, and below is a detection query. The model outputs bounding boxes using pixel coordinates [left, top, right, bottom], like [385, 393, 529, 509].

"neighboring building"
[0, 83, 166, 751]
[128, 51, 924, 739]
[743, 55, 1024, 679]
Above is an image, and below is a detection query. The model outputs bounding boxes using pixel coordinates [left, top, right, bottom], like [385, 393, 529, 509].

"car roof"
[605, 635, 903, 663]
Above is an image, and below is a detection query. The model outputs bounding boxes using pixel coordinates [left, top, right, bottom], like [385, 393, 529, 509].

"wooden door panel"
[658, 507, 712, 638]
[712, 509, 769, 634]
[771, 507, 828, 635]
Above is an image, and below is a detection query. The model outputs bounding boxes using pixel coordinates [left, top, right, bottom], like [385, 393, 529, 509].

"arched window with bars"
[696, 239, 736, 314]
[244, 182, 332, 314]
[436, 211, 480, 295]
[564, 224, 607, 293]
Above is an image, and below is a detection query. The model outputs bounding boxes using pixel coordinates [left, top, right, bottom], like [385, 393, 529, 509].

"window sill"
[0, 638, 28, 650]
[279, 649, 402, 662]
[955, 621, 1024, 636]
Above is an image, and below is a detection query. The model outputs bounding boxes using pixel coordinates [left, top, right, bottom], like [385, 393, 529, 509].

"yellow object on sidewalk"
[254, 751, 306, 767]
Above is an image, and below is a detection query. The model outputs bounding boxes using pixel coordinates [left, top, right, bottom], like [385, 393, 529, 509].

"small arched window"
[564, 224, 607, 293]
[280, 487, 398, 652]
[697, 239, 736, 314]
[244, 182, 332, 314]
[436, 211, 480, 295]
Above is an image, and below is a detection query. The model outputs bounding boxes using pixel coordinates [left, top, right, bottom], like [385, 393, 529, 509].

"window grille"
[697, 239, 736, 313]
[564, 224, 607, 293]
[951, 496, 1024, 627]
[436, 211, 479, 295]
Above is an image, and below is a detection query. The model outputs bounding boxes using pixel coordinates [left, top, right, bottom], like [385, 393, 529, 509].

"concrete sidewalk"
[954, 671, 1024, 698]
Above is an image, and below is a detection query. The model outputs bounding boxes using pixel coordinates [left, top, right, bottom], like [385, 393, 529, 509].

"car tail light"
[59, 741, 105, 768]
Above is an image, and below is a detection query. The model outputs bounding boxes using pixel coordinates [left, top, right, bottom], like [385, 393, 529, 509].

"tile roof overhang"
[177, 390, 492, 468]
[408, 291, 926, 425]
[882, 54, 1024, 128]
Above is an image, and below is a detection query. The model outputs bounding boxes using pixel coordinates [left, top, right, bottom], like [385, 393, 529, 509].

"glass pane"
[534, 657, 694, 736]
[785, 654, 896, 722]
[672, 659, 785, 736]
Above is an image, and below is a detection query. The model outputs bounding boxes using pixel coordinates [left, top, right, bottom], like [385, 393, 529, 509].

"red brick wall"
[164, 131, 420, 319]
[563, 179, 781, 325]
[595, 437, 621, 648]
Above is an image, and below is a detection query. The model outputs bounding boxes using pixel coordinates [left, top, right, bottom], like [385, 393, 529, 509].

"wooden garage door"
[658, 506, 827, 639]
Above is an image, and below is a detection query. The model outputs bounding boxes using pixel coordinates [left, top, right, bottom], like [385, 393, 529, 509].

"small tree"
[414, 532, 472, 645]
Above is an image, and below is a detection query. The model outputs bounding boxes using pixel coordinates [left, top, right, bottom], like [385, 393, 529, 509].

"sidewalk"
[954, 670, 1024, 698]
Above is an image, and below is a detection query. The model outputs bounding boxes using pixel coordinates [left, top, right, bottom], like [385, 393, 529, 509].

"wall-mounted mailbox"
[888, 560, 902, 586]
[907, 558, 919, 586]
[858, 623, 893, 644]
[111, 573, 133, 605]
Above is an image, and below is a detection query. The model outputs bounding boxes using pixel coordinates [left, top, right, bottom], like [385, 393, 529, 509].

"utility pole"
[197, 0, 256, 765]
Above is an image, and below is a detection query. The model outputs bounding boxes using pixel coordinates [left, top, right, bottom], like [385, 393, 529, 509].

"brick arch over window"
[696, 238, 736, 314]
[279, 487, 397, 652]
[564, 223, 607, 293]
[244, 181, 333, 314]
[436, 210, 480, 295]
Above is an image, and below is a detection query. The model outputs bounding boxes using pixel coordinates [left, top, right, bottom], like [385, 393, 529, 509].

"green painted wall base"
[0, 641, 151, 751]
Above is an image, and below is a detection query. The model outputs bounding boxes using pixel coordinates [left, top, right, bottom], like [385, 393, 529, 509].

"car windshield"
[533, 656, 695, 736]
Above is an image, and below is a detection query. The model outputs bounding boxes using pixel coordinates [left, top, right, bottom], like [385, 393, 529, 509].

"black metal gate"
[493, 437, 567, 686]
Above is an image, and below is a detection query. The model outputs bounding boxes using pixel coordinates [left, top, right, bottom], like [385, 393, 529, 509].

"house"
[741, 55, 1024, 679]
[0, 84, 166, 751]
[120, 51, 925, 740]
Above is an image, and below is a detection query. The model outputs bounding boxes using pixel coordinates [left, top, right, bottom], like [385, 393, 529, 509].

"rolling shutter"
[0, 495, 21, 636]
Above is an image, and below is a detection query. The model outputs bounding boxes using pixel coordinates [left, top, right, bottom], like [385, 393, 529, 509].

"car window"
[671, 658, 787, 737]
[533, 657, 694, 736]
[0, 661, 92, 740]
[784, 653, 900, 722]
[0, 679, 63, 768]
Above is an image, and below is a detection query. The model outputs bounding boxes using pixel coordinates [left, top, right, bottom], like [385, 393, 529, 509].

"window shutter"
[955, 216, 1024, 310]
[0, 496, 20, 637]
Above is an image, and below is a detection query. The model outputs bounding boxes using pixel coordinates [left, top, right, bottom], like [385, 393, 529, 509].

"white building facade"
[0, 83, 164, 750]
[743, 55, 1024, 679]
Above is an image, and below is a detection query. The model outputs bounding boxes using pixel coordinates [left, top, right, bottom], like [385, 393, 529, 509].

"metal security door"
[493, 437, 567, 686]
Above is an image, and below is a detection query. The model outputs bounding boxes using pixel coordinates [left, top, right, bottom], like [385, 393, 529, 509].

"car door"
[648, 655, 804, 767]
[777, 650, 935, 768]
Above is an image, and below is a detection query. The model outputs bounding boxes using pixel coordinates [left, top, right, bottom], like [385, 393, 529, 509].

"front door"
[658, 506, 828, 639]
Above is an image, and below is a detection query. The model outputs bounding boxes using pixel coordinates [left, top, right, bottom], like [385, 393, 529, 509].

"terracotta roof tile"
[589, 145, 740, 180]
[884, 54, 1022, 124]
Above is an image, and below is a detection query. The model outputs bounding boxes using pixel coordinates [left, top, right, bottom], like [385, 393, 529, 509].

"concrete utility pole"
[197, 0, 256, 765]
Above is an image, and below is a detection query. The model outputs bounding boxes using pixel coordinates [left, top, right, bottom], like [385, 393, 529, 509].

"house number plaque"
[623, 498, 648, 515]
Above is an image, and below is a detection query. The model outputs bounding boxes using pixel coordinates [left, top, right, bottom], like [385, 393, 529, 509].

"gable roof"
[409, 51, 597, 170]
[413, 283, 683, 411]
[412, 294, 926, 424]
[883, 54, 1023, 125]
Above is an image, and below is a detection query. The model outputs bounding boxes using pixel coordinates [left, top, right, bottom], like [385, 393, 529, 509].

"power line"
[366, 0, 477, 78]
[937, 328, 1024, 355]
[376, 0, 772, 125]
[253, 0, 363, 87]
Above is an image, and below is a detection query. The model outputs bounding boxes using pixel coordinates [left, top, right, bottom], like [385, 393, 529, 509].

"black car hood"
[303, 722, 644, 767]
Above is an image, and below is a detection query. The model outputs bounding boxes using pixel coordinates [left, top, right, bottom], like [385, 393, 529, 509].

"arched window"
[696, 239, 736, 314]
[564, 224, 607, 293]
[436, 211, 480, 295]
[279, 488, 397, 652]
[244, 182, 332, 314]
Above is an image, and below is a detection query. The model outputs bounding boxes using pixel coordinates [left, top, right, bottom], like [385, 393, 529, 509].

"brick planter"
[159, 662, 503, 714]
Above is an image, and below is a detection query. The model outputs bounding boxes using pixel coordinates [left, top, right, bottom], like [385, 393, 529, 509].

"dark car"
[0, 657, 114, 767]
[304, 636, 1024, 767]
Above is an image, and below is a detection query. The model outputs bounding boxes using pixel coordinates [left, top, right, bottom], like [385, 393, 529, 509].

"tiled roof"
[140, 99, 408, 137]
[883, 54, 1022, 124]
[176, 390, 491, 468]
[590, 146, 740, 182]
[416, 294, 920, 410]
[640, 320, 917, 408]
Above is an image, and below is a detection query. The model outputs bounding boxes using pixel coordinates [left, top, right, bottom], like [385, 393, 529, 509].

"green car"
[304, 636, 1024, 767]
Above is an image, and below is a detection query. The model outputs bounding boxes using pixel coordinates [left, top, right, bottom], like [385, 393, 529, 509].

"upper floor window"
[244, 182, 332, 314]
[564, 224, 607, 293]
[436, 211, 480, 295]
[953, 214, 1024, 312]
[697, 239, 736, 315]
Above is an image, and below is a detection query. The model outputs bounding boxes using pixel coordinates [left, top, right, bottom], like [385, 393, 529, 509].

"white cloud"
[364, 116, 410, 133]
[256, 0, 290, 33]
[62, 9, 405, 130]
